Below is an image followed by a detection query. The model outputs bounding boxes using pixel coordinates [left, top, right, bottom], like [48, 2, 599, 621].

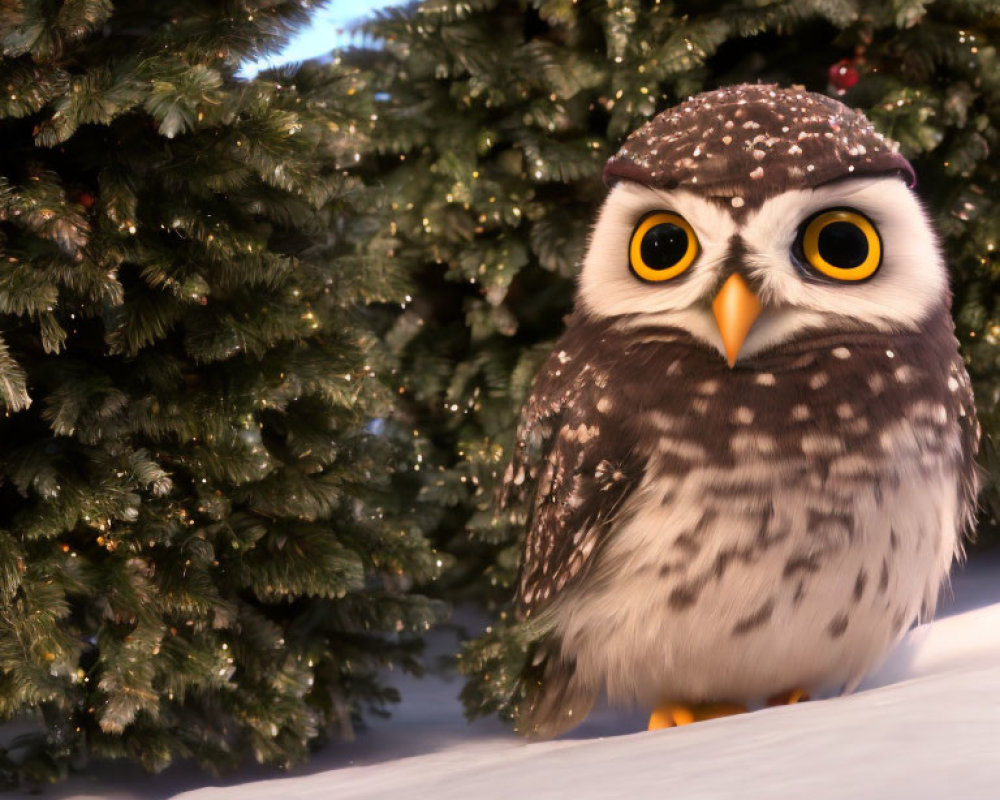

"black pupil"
[640, 222, 688, 270]
[817, 221, 868, 269]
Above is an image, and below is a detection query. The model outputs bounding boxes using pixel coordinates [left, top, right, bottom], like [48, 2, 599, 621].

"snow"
[19, 549, 1000, 799]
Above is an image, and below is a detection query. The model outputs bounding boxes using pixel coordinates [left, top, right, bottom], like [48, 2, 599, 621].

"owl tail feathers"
[516, 642, 596, 740]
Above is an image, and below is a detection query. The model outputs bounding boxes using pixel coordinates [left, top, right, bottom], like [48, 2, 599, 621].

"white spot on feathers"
[730, 433, 776, 454]
[800, 434, 844, 455]
[648, 411, 680, 431]
[809, 372, 829, 389]
[596, 397, 612, 413]
[657, 438, 707, 461]
[845, 418, 870, 435]
[829, 454, 873, 478]
[832, 347, 851, 359]
[791, 404, 811, 421]
[576, 424, 598, 443]
[562, 425, 598, 444]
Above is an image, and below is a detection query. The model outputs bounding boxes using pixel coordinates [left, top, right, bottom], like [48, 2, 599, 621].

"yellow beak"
[711, 274, 762, 368]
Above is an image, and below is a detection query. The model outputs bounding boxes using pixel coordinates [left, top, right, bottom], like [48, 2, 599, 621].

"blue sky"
[242, 0, 401, 78]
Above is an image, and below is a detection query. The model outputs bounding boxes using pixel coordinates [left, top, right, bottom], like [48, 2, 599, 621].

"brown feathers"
[604, 84, 914, 213]
[504, 330, 644, 617]
[505, 308, 978, 737]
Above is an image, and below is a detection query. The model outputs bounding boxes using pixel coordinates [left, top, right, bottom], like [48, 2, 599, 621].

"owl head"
[578, 84, 947, 366]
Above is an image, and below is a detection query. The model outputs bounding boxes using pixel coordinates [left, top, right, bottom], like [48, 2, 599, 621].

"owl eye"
[629, 211, 699, 282]
[795, 208, 882, 281]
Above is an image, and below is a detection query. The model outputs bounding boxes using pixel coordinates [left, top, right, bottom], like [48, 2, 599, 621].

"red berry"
[828, 58, 860, 91]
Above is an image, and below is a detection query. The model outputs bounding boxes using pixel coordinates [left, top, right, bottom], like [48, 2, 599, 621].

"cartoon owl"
[503, 84, 980, 738]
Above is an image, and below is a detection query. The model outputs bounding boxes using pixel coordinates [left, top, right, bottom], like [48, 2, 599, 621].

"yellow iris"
[629, 212, 699, 282]
[801, 209, 882, 281]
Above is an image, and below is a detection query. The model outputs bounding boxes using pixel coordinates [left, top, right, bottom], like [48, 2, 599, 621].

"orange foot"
[648, 702, 747, 731]
[766, 688, 810, 706]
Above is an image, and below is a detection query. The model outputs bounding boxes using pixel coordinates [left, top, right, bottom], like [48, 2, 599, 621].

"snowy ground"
[17, 548, 1000, 799]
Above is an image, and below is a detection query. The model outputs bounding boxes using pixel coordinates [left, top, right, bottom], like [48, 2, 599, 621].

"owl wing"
[952, 354, 982, 533]
[502, 318, 644, 617]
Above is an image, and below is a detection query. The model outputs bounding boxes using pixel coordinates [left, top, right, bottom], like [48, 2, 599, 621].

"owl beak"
[712, 273, 762, 367]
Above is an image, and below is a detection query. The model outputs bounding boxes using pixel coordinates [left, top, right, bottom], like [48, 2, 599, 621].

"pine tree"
[354, 0, 1000, 725]
[0, 0, 442, 786]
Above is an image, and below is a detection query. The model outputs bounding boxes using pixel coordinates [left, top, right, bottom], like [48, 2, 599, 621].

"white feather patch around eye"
[741, 177, 947, 335]
[577, 182, 736, 320]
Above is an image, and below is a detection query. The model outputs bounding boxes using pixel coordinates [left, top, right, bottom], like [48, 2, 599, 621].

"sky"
[241, 0, 401, 78]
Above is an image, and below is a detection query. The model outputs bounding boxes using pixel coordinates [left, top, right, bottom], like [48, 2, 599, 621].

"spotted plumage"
[504, 84, 980, 738]
[603, 82, 914, 210]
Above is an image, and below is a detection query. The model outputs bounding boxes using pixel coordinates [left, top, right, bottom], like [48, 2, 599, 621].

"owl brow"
[812, 175, 889, 198]
[800, 189, 889, 223]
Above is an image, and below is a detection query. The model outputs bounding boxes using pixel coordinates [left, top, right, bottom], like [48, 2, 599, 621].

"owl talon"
[766, 688, 810, 706]
[648, 702, 747, 730]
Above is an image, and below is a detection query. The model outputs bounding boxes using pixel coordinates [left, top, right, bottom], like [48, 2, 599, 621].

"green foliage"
[350, 0, 1000, 720]
[457, 615, 540, 728]
[0, 0, 444, 787]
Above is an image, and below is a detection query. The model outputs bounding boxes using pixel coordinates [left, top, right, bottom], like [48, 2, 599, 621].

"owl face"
[577, 176, 947, 365]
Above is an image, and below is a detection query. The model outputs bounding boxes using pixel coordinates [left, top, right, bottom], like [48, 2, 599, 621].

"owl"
[503, 84, 980, 738]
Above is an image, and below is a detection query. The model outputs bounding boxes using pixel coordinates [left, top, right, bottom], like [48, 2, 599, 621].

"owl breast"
[545, 314, 976, 708]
